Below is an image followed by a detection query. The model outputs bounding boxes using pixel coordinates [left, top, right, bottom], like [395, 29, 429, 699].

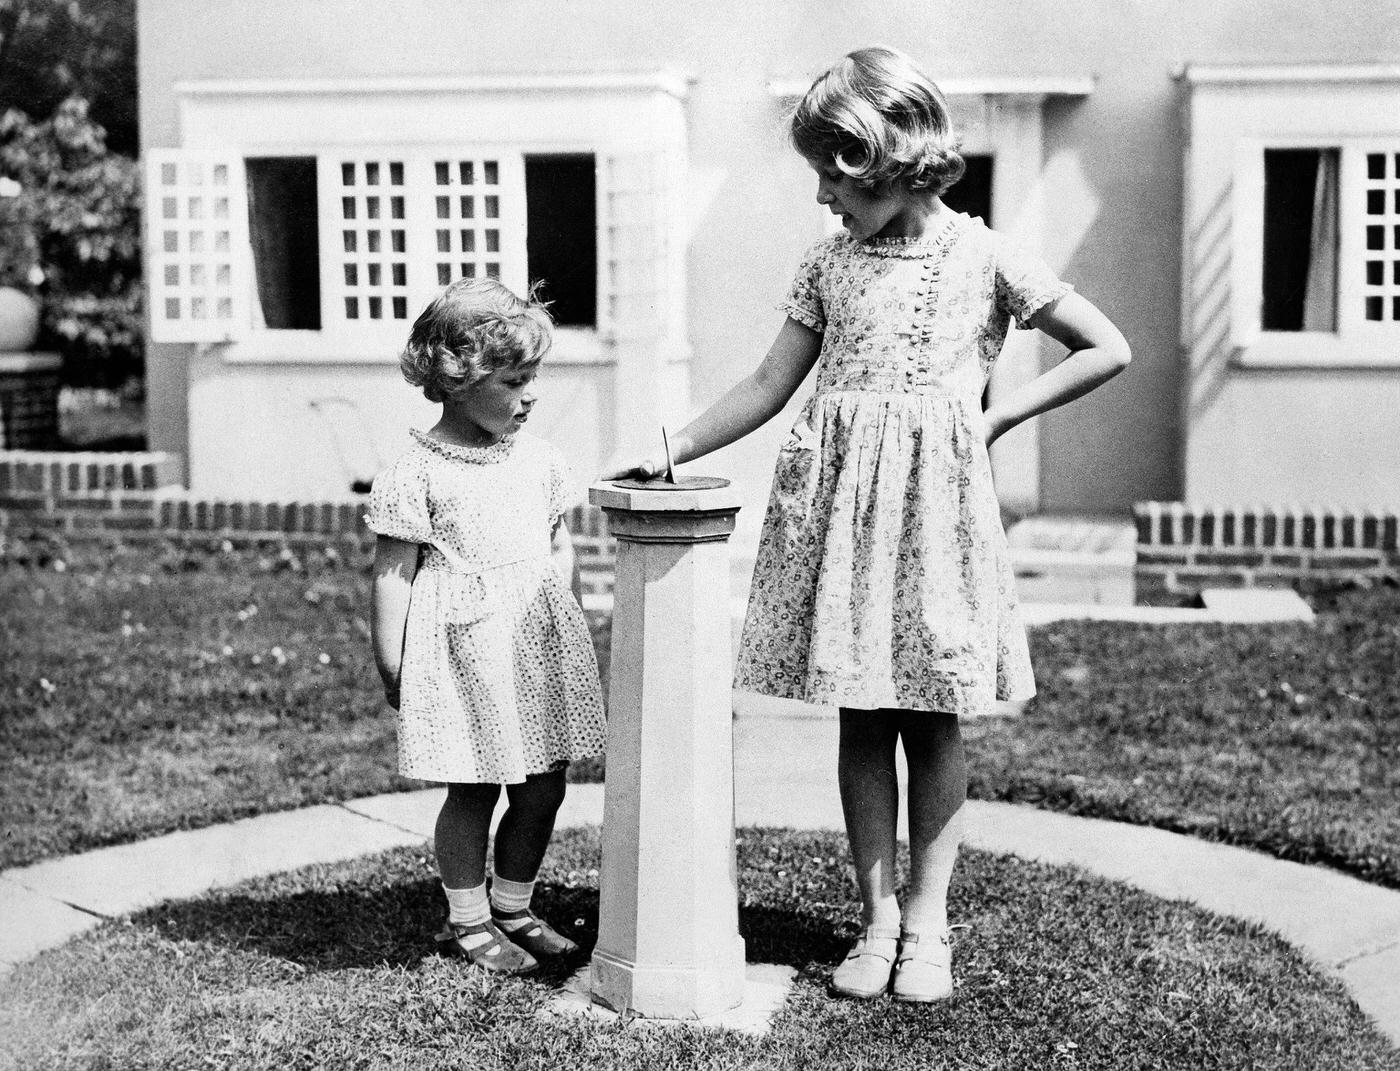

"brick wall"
[0, 354, 63, 449]
[1134, 502, 1400, 604]
[0, 449, 618, 600]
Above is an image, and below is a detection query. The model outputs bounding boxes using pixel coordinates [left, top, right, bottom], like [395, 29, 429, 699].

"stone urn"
[0, 287, 40, 352]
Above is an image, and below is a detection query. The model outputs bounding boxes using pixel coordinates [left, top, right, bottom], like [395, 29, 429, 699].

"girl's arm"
[370, 535, 421, 709]
[601, 316, 822, 478]
[984, 292, 1132, 447]
[552, 517, 583, 605]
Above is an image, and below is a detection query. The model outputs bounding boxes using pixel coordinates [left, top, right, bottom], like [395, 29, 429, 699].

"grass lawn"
[3, 546, 1396, 887]
[2, 827, 1395, 1071]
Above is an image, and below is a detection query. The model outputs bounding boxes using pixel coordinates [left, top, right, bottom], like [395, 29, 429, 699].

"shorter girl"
[368, 278, 606, 975]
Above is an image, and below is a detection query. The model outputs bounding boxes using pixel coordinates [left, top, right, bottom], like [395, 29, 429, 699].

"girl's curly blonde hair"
[790, 46, 965, 196]
[399, 278, 553, 402]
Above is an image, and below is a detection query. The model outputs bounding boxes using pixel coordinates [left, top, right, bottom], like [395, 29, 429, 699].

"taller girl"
[607, 46, 1130, 1002]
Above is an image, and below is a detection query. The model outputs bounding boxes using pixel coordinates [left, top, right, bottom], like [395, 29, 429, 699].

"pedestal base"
[551, 963, 797, 1036]
[590, 937, 747, 1019]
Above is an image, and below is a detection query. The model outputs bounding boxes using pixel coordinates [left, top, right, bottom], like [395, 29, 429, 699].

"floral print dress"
[734, 214, 1072, 717]
[365, 430, 606, 783]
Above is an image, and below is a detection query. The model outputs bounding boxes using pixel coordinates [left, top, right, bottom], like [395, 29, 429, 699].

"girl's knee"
[899, 710, 961, 748]
[838, 707, 901, 749]
[506, 768, 567, 814]
[445, 781, 501, 808]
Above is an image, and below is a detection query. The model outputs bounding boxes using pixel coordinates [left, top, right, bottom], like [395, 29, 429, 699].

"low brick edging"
[1134, 502, 1400, 604]
[0, 449, 618, 598]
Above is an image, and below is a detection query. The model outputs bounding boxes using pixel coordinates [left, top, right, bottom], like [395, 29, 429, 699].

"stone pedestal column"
[587, 480, 746, 1019]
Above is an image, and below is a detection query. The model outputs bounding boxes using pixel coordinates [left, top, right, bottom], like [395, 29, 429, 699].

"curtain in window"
[1301, 152, 1338, 332]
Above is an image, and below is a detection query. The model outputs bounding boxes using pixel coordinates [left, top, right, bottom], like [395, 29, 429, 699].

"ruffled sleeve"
[364, 454, 432, 543]
[777, 238, 831, 333]
[993, 234, 1074, 330]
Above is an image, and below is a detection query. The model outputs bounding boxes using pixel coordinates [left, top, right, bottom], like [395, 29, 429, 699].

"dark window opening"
[246, 157, 322, 329]
[1262, 148, 1338, 332]
[943, 154, 994, 227]
[525, 154, 597, 328]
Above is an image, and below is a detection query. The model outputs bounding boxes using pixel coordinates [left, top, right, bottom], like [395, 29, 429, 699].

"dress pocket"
[774, 416, 821, 499]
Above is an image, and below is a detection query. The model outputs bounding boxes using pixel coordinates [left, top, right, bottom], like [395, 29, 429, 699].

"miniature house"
[136, 2, 1400, 555]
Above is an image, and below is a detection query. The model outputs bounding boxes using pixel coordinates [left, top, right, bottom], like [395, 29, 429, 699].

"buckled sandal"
[891, 928, 953, 1003]
[491, 909, 579, 958]
[829, 926, 901, 999]
[435, 920, 539, 975]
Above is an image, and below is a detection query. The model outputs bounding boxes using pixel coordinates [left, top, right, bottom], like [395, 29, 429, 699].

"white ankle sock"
[489, 873, 535, 928]
[443, 882, 492, 948]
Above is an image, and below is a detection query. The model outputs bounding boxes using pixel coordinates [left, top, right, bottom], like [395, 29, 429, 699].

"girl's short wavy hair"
[399, 278, 553, 402]
[790, 46, 965, 196]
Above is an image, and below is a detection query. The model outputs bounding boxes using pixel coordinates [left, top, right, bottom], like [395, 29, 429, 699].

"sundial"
[612, 476, 731, 491]
[611, 426, 730, 491]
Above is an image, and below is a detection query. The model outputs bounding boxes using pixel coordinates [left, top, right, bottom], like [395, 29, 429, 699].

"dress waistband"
[420, 546, 550, 577]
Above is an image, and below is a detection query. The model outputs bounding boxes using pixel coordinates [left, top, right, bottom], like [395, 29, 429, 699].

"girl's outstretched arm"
[984, 293, 1131, 447]
[601, 316, 822, 478]
[371, 535, 421, 709]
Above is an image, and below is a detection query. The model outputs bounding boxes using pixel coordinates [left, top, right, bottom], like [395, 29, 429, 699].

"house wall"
[1183, 74, 1400, 508]
[138, 0, 1400, 544]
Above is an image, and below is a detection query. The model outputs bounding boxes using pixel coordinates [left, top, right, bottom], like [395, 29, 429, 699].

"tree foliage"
[0, 0, 141, 386]
[0, 0, 136, 153]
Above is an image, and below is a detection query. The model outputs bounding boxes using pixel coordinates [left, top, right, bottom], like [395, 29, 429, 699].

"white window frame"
[154, 75, 690, 368]
[1183, 64, 1400, 370]
[1231, 137, 1400, 366]
[145, 151, 254, 344]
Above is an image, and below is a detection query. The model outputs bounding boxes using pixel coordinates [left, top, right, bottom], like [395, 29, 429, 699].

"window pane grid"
[430, 157, 503, 287]
[1362, 151, 1400, 322]
[336, 158, 410, 322]
[149, 154, 239, 337]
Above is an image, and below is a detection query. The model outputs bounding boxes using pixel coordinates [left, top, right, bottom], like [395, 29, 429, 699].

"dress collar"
[856, 212, 965, 258]
[411, 428, 517, 464]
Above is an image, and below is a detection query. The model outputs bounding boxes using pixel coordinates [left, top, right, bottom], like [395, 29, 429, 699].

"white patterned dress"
[734, 214, 1072, 718]
[365, 430, 606, 783]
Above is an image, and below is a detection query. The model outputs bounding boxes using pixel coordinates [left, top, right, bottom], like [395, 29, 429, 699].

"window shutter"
[423, 152, 528, 298]
[600, 152, 675, 344]
[320, 155, 415, 334]
[600, 152, 684, 455]
[1352, 140, 1400, 342]
[318, 152, 528, 338]
[145, 150, 251, 343]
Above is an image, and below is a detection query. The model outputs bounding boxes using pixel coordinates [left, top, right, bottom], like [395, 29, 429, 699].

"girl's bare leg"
[435, 782, 501, 889]
[493, 768, 568, 882]
[898, 710, 966, 935]
[837, 708, 903, 930]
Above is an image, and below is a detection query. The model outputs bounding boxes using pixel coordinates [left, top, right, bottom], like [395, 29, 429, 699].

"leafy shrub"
[0, 98, 141, 386]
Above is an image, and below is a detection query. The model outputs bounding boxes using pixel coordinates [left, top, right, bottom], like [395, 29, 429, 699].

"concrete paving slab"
[1199, 586, 1316, 622]
[342, 789, 442, 839]
[1018, 601, 1318, 626]
[1006, 516, 1137, 555]
[4, 804, 420, 919]
[1339, 945, 1400, 1045]
[1012, 549, 1136, 606]
[557, 782, 606, 828]
[962, 803, 1400, 968]
[344, 784, 608, 846]
[0, 879, 102, 969]
[550, 963, 797, 1035]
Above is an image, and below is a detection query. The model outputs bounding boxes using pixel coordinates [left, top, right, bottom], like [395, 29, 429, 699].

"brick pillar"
[0, 353, 62, 449]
